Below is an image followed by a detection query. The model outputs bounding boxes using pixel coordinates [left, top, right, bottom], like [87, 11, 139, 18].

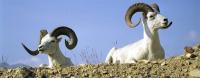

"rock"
[161, 61, 167, 66]
[7, 69, 12, 73]
[185, 60, 192, 65]
[151, 61, 159, 64]
[14, 67, 35, 78]
[127, 75, 132, 78]
[82, 73, 89, 77]
[0, 44, 200, 77]
[189, 69, 200, 77]
[182, 69, 188, 72]
[102, 70, 108, 74]
[193, 44, 200, 51]
[184, 46, 194, 53]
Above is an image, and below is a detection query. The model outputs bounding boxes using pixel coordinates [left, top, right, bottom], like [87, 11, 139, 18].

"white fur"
[105, 11, 170, 64]
[38, 34, 73, 68]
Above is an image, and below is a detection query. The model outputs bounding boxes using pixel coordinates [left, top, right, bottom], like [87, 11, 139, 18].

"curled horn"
[50, 26, 78, 50]
[21, 43, 39, 56]
[151, 3, 160, 12]
[125, 3, 154, 28]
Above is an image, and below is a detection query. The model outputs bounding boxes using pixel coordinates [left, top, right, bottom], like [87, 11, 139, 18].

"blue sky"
[1, 0, 200, 66]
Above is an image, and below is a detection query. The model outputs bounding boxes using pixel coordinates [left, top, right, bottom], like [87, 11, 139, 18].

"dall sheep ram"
[105, 3, 172, 64]
[22, 26, 78, 68]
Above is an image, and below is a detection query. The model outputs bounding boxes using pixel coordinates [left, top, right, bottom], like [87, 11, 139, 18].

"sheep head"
[125, 3, 172, 30]
[22, 26, 78, 55]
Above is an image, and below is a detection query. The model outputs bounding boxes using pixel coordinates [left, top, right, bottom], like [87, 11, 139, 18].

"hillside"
[0, 44, 200, 77]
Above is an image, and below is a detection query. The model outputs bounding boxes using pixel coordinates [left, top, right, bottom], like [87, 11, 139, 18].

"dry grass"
[78, 48, 103, 64]
[70, 47, 104, 64]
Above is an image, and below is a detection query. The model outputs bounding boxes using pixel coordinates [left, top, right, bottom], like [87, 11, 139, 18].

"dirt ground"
[1, 44, 200, 78]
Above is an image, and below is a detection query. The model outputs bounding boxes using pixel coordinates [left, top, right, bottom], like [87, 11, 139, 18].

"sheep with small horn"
[22, 26, 78, 68]
[105, 3, 172, 64]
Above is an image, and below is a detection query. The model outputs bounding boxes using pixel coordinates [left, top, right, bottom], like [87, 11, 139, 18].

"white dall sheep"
[22, 26, 78, 68]
[105, 3, 172, 64]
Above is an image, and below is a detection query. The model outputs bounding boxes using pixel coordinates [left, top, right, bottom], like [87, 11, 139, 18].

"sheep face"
[146, 12, 171, 31]
[38, 34, 61, 54]
[22, 26, 78, 68]
[125, 3, 172, 30]
[22, 26, 78, 56]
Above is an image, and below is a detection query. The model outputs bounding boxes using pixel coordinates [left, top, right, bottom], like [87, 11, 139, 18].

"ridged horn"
[50, 26, 78, 50]
[151, 3, 160, 12]
[125, 3, 154, 28]
[21, 43, 39, 56]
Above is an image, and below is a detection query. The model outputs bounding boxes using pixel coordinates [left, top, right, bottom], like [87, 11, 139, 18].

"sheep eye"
[51, 40, 56, 43]
[149, 15, 154, 18]
[149, 15, 155, 20]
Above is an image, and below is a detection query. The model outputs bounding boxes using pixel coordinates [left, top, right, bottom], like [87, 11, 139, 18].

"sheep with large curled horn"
[105, 3, 172, 64]
[22, 26, 78, 68]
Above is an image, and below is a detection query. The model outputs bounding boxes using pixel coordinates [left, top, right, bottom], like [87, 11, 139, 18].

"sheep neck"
[142, 19, 162, 50]
[47, 45, 71, 67]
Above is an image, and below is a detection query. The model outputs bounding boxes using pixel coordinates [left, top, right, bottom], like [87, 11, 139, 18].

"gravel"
[1, 44, 200, 78]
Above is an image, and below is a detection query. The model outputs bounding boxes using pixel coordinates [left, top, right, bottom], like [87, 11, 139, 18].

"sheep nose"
[39, 45, 43, 49]
[163, 18, 168, 22]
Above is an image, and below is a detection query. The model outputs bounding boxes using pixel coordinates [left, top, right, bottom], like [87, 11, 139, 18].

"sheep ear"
[151, 3, 160, 12]
[142, 12, 147, 19]
[39, 29, 48, 44]
[57, 38, 62, 42]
